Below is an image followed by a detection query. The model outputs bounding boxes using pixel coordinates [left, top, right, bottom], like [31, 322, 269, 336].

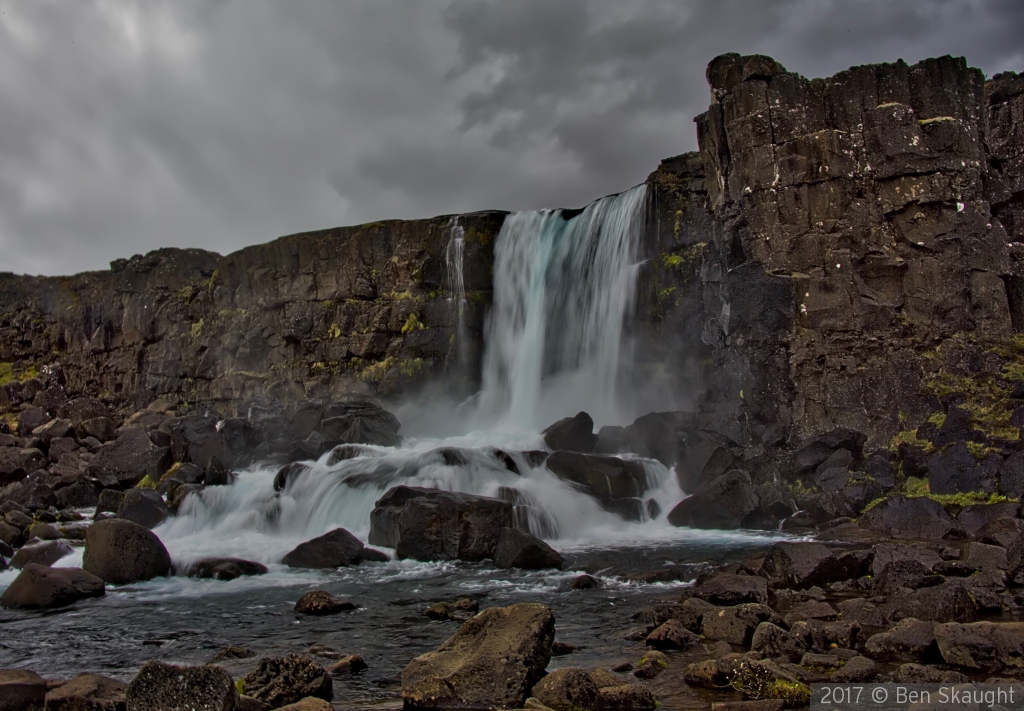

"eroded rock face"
[402, 603, 554, 710]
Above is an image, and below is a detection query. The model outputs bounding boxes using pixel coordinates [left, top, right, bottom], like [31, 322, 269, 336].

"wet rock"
[0, 669, 47, 711]
[873, 559, 933, 597]
[10, 539, 74, 569]
[751, 622, 806, 662]
[187, 558, 268, 581]
[831, 655, 876, 683]
[836, 599, 883, 627]
[596, 683, 657, 711]
[935, 621, 1024, 671]
[242, 655, 332, 708]
[169, 483, 203, 513]
[692, 573, 768, 605]
[210, 646, 256, 663]
[783, 601, 837, 626]
[645, 619, 700, 650]
[0, 564, 104, 609]
[702, 603, 780, 645]
[531, 668, 599, 711]
[369, 486, 512, 562]
[859, 496, 965, 539]
[205, 457, 234, 487]
[294, 590, 357, 615]
[88, 427, 171, 488]
[327, 655, 367, 675]
[402, 603, 554, 710]
[273, 462, 310, 492]
[863, 618, 938, 661]
[319, 401, 401, 447]
[667, 469, 758, 529]
[126, 660, 238, 711]
[426, 598, 479, 622]
[282, 527, 376, 569]
[116, 488, 169, 529]
[893, 663, 968, 683]
[633, 651, 669, 680]
[571, 574, 600, 590]
[83, 518, 172, 584]
[542, 412, 597, 453]
[762, 542, 843, 590]
[44, 672, 126, 711]
[170, 416, 230, 470]
[544, 452, 648, 518]
[95, 489, 125, 516]
[493, 527, 563, 570]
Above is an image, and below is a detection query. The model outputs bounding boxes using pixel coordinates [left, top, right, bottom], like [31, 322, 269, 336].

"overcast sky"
[0, 0, 1021, 276]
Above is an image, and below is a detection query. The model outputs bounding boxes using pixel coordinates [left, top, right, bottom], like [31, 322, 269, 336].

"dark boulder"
[493, 527, 562, 570]
[859, 496, 965, 539]
[117, 488, 169, 529]
[885, 580, 978, 623]
[935, 621, 1024, 672]
[794, 428, 867, 473]
[369, 486, 512, 562]
[863, 618, 938, 661]
[645, 619, 701, 650]
[542, 412, 597, 453]
[1, 564, 104, 609]
[976, 517, 1024, 547]
[701, 603, 780, 645]
[44, 672, 127, 710]
[531, 667, 599, 711]
[0, 669, 47, 711]
[750, 622, 806, 662]
[426, 598, 479, 622]
[691, 573, 768, 605]
[81, 417, 117, 442]
[596, 683, 657, 711]
[545, 452, 648, 518]
[83, 518, 172, 584]
[88, 427, 171, 488]
[204, 456, 234, 487]
[762, 542, 843, 590]
[55, 480, 99, 509]
[622, 411, 693, 466]
[171, 416, 230, 470]
[273, 462, 310, 492]
[126, 660, 239, 711]
[319, 401, 401, 447]
[594, 425, 627, 454]
[18, 407, 50, 435]
[242, 654, 332, 708]
[282, 527, 378, 568]
[0, 447, 47, 487]
[958, 502, 1020, 537]
[667, 470, 758, 529]
[187, 558, 268, 580]
[294, 590, 357, 615]
[31, 418, 74, 442]
[10, 539, 74, 569]
[0, 477, 56, 511]
[57, 397, 110, 426]
[402, 603, 554, 711]
[926, 442, 995, 495]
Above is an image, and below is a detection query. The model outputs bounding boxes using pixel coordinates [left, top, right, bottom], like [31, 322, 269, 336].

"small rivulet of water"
[443, 216, 469, 369]
[477, 184, 648, 430]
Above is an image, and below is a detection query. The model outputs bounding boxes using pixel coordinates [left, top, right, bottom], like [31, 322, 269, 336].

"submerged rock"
[0, 564, 104, 609]
[282, 527, 380, 568]
[187, 558, 269, 580]
[402, 603, 554, 710]
[83, 518, 172, 585]
[293, 590, 357, 615]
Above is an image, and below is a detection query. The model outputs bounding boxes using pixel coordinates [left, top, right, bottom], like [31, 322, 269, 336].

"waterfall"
[444, 216, 469, 368]
[477, 184, 648, 429]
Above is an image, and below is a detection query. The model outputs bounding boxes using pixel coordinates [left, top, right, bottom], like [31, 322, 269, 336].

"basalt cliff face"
[2, 54, 1024, 454]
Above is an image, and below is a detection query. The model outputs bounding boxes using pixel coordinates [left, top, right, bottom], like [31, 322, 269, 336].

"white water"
[477, 184, 648, 430]
[443, 216, 469, 369]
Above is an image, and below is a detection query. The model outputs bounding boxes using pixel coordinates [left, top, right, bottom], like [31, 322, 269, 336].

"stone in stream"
[187, 558, 269, 580]
[9, 539, 74, 569]
[666, 469, 758, 529]
[242, 654, 332, 708]
[0, 564, 104, 609]
[282, 527, 383, 568]
[426, 598, 479, 622]
[493, 527, 563, 570]
[326, 654, 367, 675]
[83, 518, 172, 584]
[319, 401, 402, 447]
[116, 487, 169, 529]
[293, 590, 358, 615]
[44, 672, 127, 710]
[369, 485, 512, 562]
[543, 452, 648, 519]
[541, 411, 597, 452]
[645, 619, 700, 650]
[530, 667, 599, 711]
[402, 603, 554, 710]
[126, 660, 238, 711]
[0, 669, 48, 711]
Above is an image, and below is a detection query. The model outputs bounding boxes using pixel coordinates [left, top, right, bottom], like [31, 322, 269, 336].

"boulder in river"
[126, 660, 239, 711]
[242, 654, 332, 708]
[667, 469, 758, 529]
[369, 486, 512, 562]
[117, 487, 169, 529]
[493, 527, 563, 570]
[187, 558, 269, 580]
[0, 669, 48, 710]
[0, 564, 104, 609]
[544, 452, 648, 519]
[44, 672, 127, 710]
[402, 603, 554, 710]
[83, 518, 172, 584]
[10, 539, 74, 569]
[293, 590, 357, 615]
[530, 667, 599, 711]
[282, 527, 382, 568]
[319, 401, 401, 447]
[542, 412, 597, 453]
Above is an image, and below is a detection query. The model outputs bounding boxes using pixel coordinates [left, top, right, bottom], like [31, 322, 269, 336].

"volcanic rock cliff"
[2, 53, 1023, 455]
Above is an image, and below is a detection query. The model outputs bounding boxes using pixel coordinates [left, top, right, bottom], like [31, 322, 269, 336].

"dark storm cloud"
[0, 0, 1020, 275]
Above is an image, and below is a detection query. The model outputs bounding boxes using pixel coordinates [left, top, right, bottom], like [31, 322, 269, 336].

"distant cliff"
[2, 53, 1023, 453]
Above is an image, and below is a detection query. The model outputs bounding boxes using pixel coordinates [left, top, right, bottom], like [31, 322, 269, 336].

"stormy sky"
[1, 1, 1021, 276]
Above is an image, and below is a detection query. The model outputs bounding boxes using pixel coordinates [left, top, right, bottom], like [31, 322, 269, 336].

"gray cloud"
[0, 0, 1020, 275]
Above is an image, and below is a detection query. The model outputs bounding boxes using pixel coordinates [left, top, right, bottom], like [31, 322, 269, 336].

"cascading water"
[477, 184, 648, 429]
[443, 216, 469, 369]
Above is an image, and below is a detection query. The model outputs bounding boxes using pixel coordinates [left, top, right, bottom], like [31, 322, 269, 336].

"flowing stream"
[0, 184, 790, 708]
